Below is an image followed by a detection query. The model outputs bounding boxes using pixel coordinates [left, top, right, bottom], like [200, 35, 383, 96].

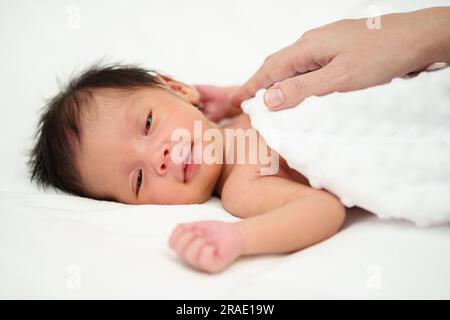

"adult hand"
[230, 6, 450, 110]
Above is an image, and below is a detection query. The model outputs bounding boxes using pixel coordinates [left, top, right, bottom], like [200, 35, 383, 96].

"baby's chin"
[183, 194, 212, 205]
[157, 193, 212, 205]
[182, 181, 218, 204]
[158, 179, 218, 205]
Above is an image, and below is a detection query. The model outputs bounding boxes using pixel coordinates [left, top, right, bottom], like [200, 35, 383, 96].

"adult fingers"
[264, 57, 349, 110]
[230, 40, 318, 108]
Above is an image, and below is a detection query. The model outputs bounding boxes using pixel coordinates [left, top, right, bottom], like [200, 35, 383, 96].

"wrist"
[408, 7, 450, 69]
[234, 221, 250, 256]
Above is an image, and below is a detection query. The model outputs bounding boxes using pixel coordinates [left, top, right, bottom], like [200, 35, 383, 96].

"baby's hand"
[195, 85, 238, 122]
[168, 220, 245, 274]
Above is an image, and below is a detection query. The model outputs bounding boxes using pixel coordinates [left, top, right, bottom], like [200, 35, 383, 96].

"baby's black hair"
[28, 63, 164, 198]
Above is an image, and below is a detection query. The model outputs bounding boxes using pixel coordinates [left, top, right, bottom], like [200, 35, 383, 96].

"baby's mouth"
[182, 142, 194, 183]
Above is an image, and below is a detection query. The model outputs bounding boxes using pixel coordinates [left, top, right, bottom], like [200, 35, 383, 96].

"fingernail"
[264, 88, 284, 108]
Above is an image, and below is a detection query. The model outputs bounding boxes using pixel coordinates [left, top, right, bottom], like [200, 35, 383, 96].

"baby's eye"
[136, 169, 143, 195]
[145, 112, 152, 135]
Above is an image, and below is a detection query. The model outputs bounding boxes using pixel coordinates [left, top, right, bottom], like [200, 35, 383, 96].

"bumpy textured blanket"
[242, 67, 450, 227]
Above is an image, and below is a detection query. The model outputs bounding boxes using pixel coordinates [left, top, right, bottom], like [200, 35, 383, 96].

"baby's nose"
[155, 146, 171, 175]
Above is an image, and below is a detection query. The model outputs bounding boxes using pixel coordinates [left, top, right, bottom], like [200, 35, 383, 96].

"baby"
[29, 64, 345, 274]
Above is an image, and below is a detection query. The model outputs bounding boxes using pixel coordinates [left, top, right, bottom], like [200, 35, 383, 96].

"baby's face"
[77, 85, 223, 204]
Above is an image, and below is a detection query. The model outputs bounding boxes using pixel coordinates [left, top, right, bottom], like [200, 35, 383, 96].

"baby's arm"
[224, 175, 345, 255]
[168, 175, 345, 273]
[238, 184, 345, 255]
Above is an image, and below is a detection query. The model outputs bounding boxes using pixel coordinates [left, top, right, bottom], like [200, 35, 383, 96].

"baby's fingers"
[183, 237, 208, 267]
[198, 244, 223, 274]
[171, 229, 196, 257]
[168, 224, 194, 249]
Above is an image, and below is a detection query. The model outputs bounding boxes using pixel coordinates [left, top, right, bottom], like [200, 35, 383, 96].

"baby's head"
[29, 64, 223, 204]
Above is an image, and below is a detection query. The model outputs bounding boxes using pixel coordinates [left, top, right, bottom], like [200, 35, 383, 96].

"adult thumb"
[264, 62, 343, 110]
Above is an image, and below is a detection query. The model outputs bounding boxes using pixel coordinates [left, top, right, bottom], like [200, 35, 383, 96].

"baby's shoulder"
[218, 163, 259, 214]
[223, 113, 252, 130]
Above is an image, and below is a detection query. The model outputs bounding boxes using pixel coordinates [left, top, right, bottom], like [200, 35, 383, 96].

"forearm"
[409, 7, 450, 68]
[237, 193, 345, 255]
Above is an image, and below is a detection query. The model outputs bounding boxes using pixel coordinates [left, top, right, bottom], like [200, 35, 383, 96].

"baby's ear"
[158, 75, 200, 106]
[64, 129, 78, 146]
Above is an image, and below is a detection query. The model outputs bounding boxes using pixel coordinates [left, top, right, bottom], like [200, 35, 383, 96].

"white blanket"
[242, 67, 450, 227]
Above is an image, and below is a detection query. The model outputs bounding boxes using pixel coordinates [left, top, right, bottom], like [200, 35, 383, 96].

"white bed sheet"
[1, 0, 449, 299]
[1, 192, 449, 299]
